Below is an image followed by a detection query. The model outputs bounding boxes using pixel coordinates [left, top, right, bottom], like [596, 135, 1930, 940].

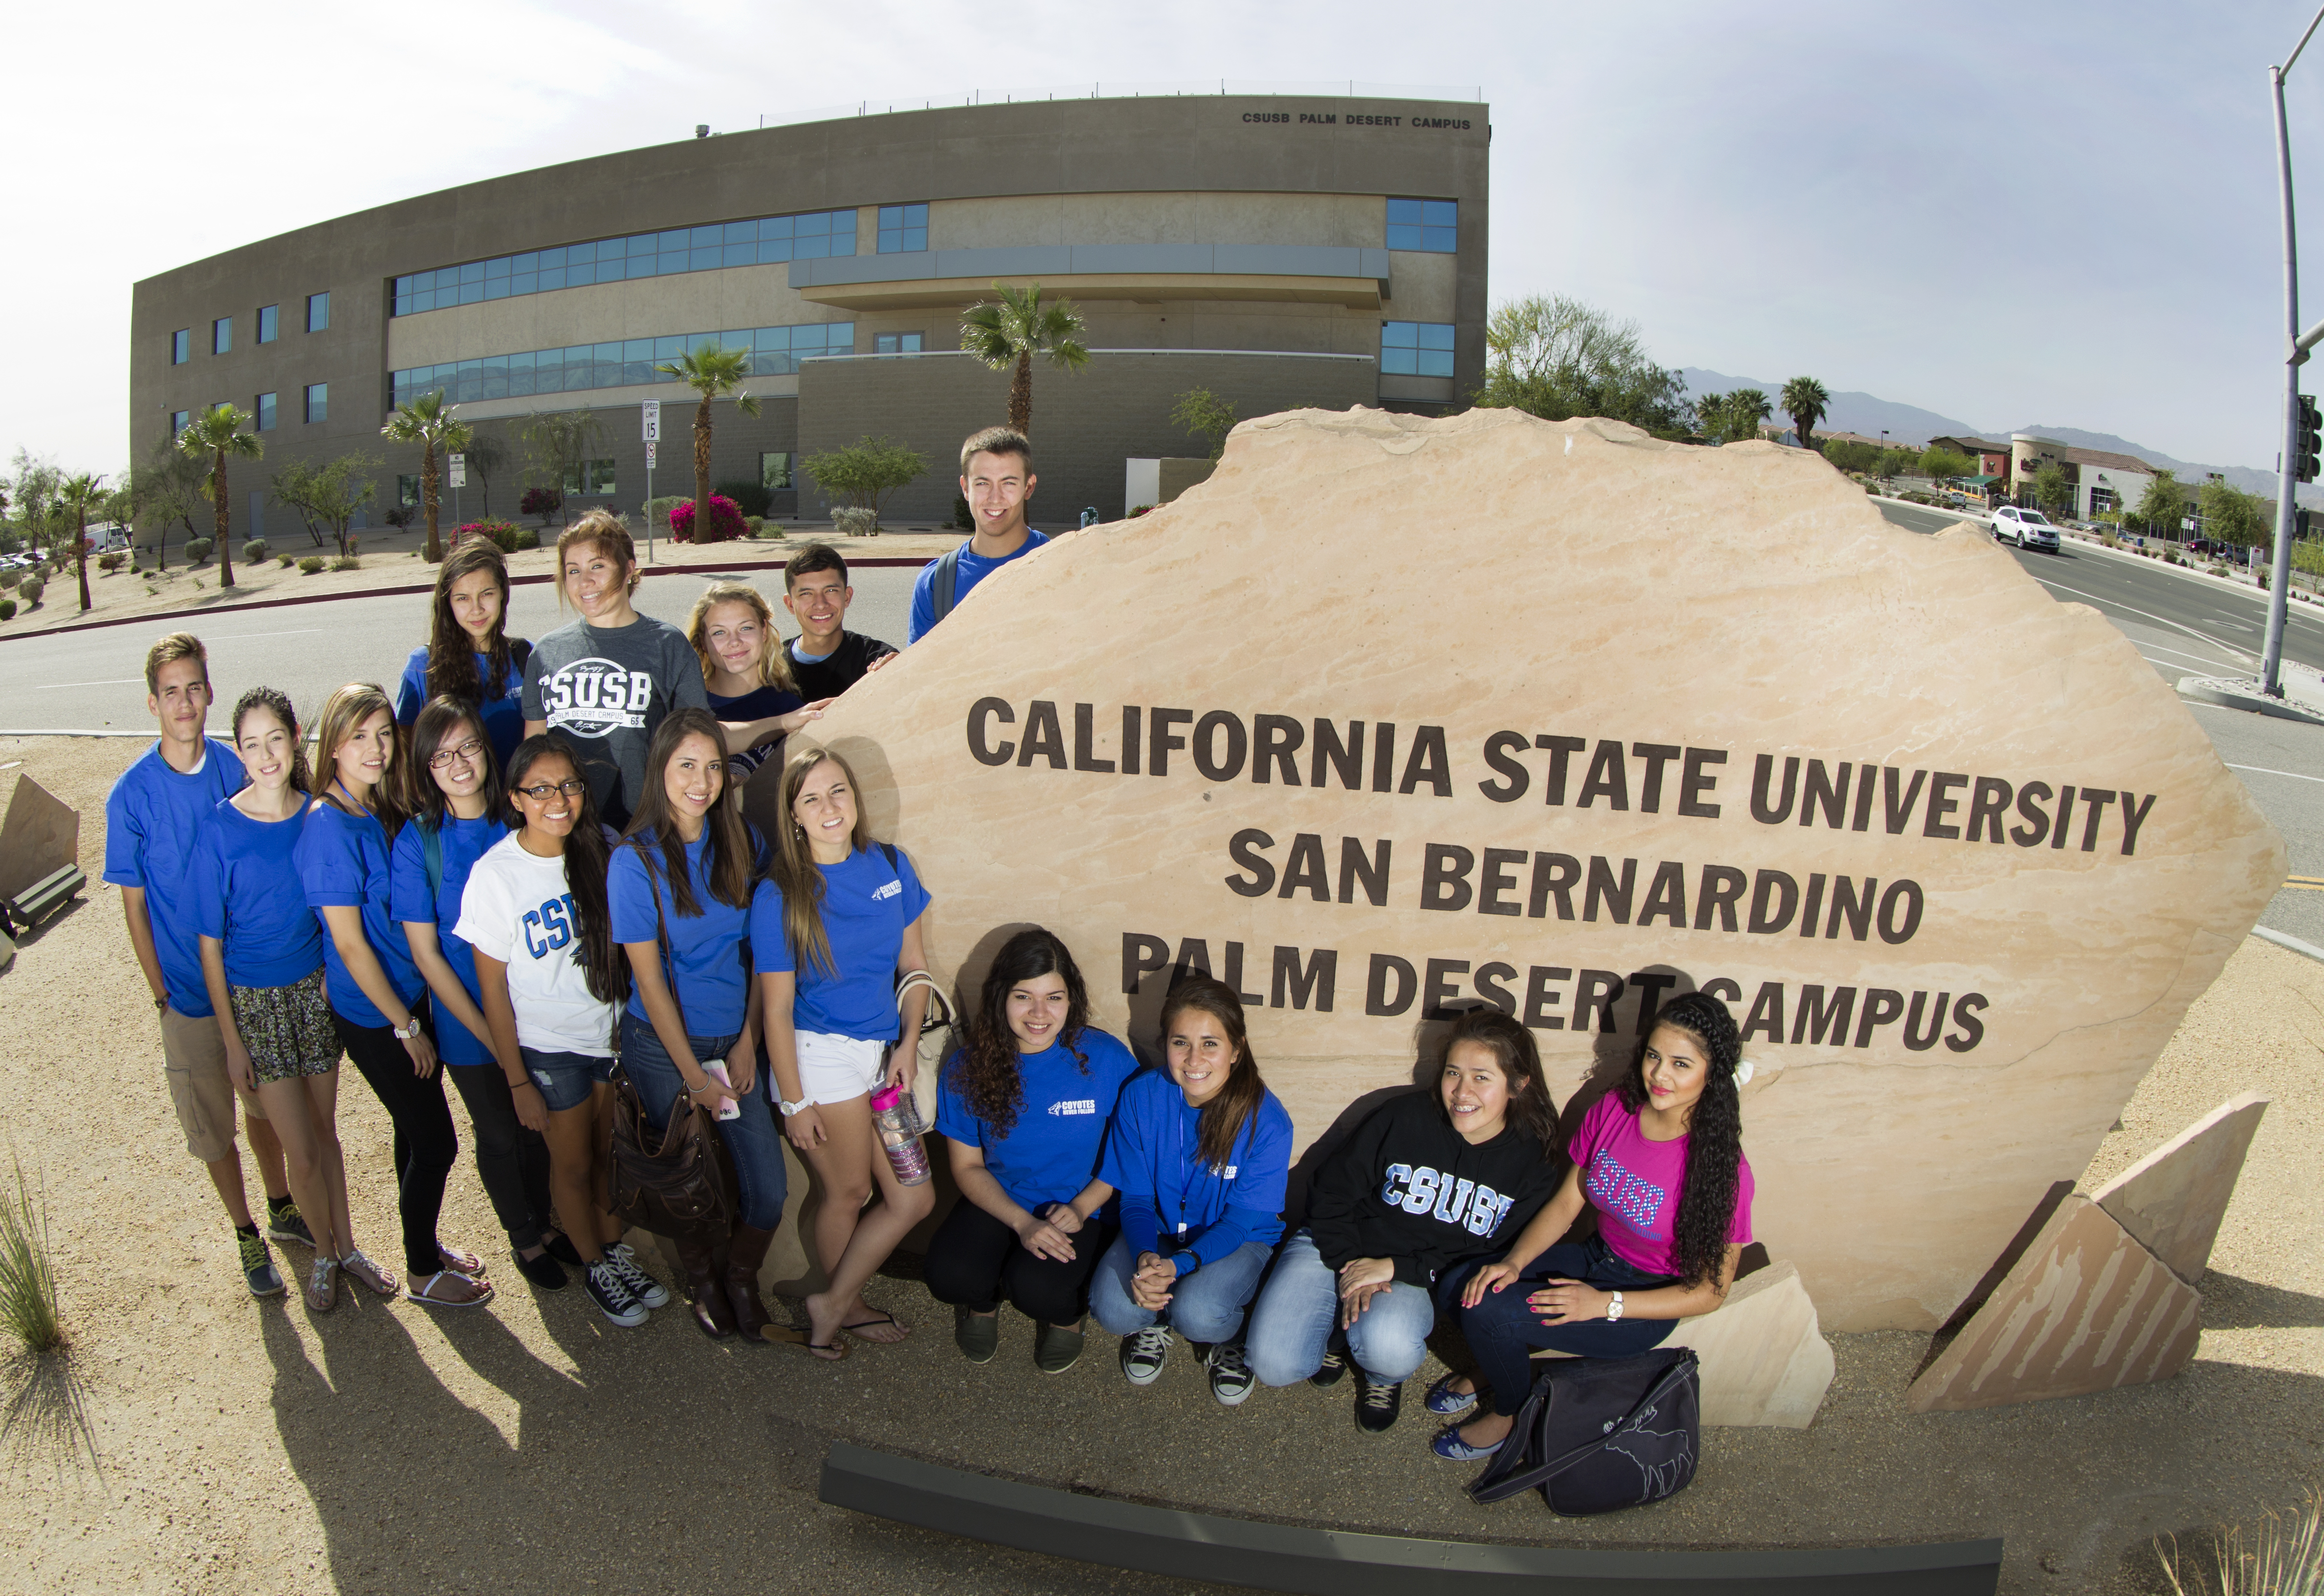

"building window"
[1386, 198, 1459, 253]
[213, 317, 232, 355]
[170, 409, 190, 436]
[760, 452, 792, 490]
[873, 332, 923, 354]
[304, 383, 328, 424]
[398, 474, 421, 509]
[390, 321, 853, 407]
[171, 329, 190, 365]
[307, 292, 330, 332]
[1381, 321, 1455, 378]
[563, 458, 617, 497]
[257, 305, 278, 344]
[389, 208, 856, 317]
[255, 392, 277, 431]
[876, 203, 928, 254]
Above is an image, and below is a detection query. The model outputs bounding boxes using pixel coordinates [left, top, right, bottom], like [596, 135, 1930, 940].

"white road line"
[200, 627, 325, 641]
[32, 677, 141, 689]
[2226, 762, 2324, 785]
[2030, 576, 2259, 666]
[2138, 643, 2245, 668]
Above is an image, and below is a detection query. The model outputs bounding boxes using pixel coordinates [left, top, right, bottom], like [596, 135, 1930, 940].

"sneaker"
[584, 1260, 649, 1329]
[1119, 1326, 1173, 1386]
[238, 1229, 285, 1297]
[1431, 1422, 1503, 1462]
[1033, 1321, 1085, 1375]
[955, 1306, 1000, 1364]
[1309, 1346, 1351, 1389]
[1356, 1375, 1405, 1433]
[266, 1200, 316, 1249]
[1204, 1341, 1256, 1407]
[511, 1248, 569, 1290]
[543, 1232, 586, 1269]
[603, 1241, 671, 1309]
[1424, 1373, 1479, 1417]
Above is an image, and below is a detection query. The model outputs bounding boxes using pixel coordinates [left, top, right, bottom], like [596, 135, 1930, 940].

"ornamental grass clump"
[0, 1158, 65, 1356]
[2161, 1495, 2324, 1596]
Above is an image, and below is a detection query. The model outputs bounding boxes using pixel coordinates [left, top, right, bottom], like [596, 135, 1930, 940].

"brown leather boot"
[724, 1223, 785, 1345]
[676, 1233, 734, 1339]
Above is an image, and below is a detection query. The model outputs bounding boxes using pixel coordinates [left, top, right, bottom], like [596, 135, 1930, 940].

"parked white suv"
[1993, 505, 2059, 553]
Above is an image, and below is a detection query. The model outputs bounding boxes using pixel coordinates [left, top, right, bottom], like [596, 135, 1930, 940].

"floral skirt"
[228, 969, 342, 1084]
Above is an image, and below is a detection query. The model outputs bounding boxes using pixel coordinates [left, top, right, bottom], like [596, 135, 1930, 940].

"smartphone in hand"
[702, 1060, 742, 1120]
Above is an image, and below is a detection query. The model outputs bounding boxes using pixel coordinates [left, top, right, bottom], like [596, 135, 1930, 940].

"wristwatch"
[1606, 1290, 1625, 1323]
[778, 1096, 809, 1116]
[392, 1016, 423, 1042]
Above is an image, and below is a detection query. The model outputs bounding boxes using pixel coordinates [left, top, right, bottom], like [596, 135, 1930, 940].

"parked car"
[1939, 491, 1968, 509]
[1994, 505, 2060, 553]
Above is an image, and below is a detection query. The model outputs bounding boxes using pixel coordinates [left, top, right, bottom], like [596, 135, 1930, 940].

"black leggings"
[334, 1009, 459, 1278]
[444, 1064, 553, 1252]
[922, 1197, 1114, 1324]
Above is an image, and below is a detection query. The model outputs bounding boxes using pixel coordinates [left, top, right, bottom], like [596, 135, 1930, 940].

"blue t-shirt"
[936, 1029, 1140, 1211]
[104, 738, 246, 1017]
[907, 531, 1050, 643]
[749, 844, 932, 1041]
[388, 812, 504, 1065]
[293, 800, 424, 1029]
[1098, 1068, 1295, 1272]
[608, 831, 755, 1038]
[189, 798, 324, 990]
[394, 644, 529, 770]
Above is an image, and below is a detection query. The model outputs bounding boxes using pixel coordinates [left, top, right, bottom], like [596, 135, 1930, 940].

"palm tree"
[959, 282, 1091, 435]
[57, 472, 104, 613]
[175, 405, 263, 590]
[654, 344, 760, 541]
[1780, 376, 1832, 454]
[380, 390, 473, 562]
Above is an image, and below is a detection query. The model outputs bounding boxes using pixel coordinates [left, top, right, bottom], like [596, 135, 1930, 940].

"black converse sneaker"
[602, 1241, 671, 1309]
[1309, 1346, 1351, 1388]
[1204, 1342, 1256, 1407]
[584, 1259, 648, 1328]
[1356, 1374, 1405, 1433]
[1120, 1326, 1173, 1386]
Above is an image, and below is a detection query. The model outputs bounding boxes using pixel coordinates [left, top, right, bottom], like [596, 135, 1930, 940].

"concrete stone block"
[1904, 1195, 2202, 1412]
[1667, 1261, 1836, 1428]
[0, 774, 78, 906]
[2090, 1091, 2268, 1286]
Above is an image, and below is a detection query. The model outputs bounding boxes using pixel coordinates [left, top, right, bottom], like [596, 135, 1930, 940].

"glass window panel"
[595, 342, 622, 386]
[1386, 198, 1422, 226]
[511, 271, 537, 296]
[484, 256, 510, 279]
[1385, 223, 1420, 250]
[690, 246, 721, 270]
[214, 317, 232, 354]
[511, 252, 537, 274]
[658, 230, 689, 252]
[691, 225, 722, 248]
[718, 330, 751, 353]
[537, 247, 565, 269]
[459, 260, 484, 284]
[255, 392, 277, 430]
[723, 243, 756, 267]
[1381, 347, 1416, 376]
[308, 292, 329, 332]
[654, 334, 686, 360]
[1419, 323, 1456, 349]
[764, 215, 794, 241]
[459, 280, 483, 306]
[538, 267, 565, 291]
[1423, 199, 1458, 227]
[483, 278, 509, 300]
[303, 384, 326, 424]
[257, 305, 278, 343]
[172, 329, 190, 363]
[1420, 349, 1454, 377]
[570, 260, 598, 287]
[1382, 322, 1418, 347]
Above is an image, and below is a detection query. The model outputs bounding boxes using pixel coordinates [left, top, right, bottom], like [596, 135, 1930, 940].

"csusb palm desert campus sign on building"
[130, 91, 1487, 534]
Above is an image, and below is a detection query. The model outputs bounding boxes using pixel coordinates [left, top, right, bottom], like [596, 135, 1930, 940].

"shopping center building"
[130, 91, 1489, 537]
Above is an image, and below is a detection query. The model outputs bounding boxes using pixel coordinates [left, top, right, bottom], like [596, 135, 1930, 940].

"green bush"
[98, 552, 126, 572]
[715, 478, 773, 518]
[513, 529, 539, 551]
[0, 569, 18, 591]
[0, 1158, 63, 1355]
[298, 556, 324, 575]
[18, 577, 43, 605]
[243, 538, 268, 563]
[642, 495, 688, 530]
[831, 506, 878, 537]
[334, 556, 361, 572]
[184, 537, 213, 565]
[0, 599, 15, 621]
[278, 554, 294, 567]
[953, 494, 973, 530]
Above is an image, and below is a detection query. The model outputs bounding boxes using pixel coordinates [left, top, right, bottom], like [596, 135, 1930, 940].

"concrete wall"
[797, 350, 1376, 524]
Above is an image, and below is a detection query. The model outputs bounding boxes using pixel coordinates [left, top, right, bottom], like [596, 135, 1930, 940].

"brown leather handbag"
[602, 844, 739, 1239]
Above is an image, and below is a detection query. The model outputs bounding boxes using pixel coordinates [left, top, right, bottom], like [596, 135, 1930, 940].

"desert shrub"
[520, 487, 563, 526]
[0, 570, 18, 591]
[383, 505, 415, 530]
[17, 577, 42, 605]
[0, 599, 14, 621]
[670, 494, 746, 545]
[831, 506, 877, 537]
[715, 478, 772, 519]
[278, 554, 294, 568]
[334, 556, 361, 572]
[184, 537, 213, 565]
[243, 538, 268, 562]
[299, 556, 325, 574]
[0, 1158, 63, 1354]
[98, 552, 126, 572]
[513, 529, 539, 551]
[952, 493, 973, 530]
[1129, 504, 1155, 518]
[642, 495, 688, 530]
[457, 519, 522, 554]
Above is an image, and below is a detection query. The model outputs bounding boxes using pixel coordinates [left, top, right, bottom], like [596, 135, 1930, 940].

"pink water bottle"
[869, 1081, 930, 1186]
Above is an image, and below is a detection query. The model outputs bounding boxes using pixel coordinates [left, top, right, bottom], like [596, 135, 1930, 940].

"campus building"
[2009, 434, 2156, 523]
[129, 91, 1489, 540]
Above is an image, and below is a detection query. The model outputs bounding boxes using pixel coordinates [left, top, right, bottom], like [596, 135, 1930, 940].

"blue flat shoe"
[1424, 1373, 1478, 1417]
[1431, 1422, 1503, 1462]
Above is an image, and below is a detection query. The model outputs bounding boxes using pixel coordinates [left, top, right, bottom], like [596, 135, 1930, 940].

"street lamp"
[2267, 3, 2324, 697]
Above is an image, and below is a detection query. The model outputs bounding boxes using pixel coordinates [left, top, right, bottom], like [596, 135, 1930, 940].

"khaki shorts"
[161, 1003, 268, 1164]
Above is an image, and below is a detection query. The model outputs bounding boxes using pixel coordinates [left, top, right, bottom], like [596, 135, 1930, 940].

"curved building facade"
[131, 92, 1489, 536]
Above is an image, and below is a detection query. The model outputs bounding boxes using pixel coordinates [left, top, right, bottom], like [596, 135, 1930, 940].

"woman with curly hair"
[1430, 990, 1755, 1463]
[923, 929, 1140, 1374]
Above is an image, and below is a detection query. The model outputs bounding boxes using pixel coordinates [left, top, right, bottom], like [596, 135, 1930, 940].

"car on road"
[1993, 505, 2060, 553]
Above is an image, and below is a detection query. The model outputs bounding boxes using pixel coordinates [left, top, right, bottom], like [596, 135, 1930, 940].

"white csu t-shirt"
[454, 833, 619, 1058]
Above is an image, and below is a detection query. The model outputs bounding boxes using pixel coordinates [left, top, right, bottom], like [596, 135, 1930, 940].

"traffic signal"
[2300, 394, 2321, 483]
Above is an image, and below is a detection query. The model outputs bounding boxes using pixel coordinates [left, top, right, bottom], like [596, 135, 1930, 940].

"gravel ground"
[3, 732, 2319, 1596]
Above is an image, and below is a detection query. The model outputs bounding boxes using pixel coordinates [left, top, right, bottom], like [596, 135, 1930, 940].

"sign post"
[642, 401, 661, 561]
[448, 452, 465, 532]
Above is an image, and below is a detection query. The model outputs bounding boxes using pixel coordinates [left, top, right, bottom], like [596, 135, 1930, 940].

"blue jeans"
[1246, 1229, 1444, 1387]
[1452, 1234, 1679, 1417]
[620, 1010, 788, 1232]
[1088, 1233, 1272, 1345]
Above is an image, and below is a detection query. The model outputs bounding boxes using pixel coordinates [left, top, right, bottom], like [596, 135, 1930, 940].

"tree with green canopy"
[1170, 387, 1240, 460]
[2198, 477, 2270, 549]
[1472, 294, 1694, 438]
[1697, 388, 1772, 445]
[272, 454, 379, 557]
[2132, 469, 2185, 538]
[175, 405, 263, 589]
[514, 409, 607, 529]
[802, 436, 928, 529]
[960, 283, 1091, 435]
[380, 390, 472, 562]
[1780, 376, 1832, 453]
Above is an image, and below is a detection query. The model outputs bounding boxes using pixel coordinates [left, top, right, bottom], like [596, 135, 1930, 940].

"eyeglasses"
[428, 737, 486, 770]
[513, 778, 588, 800]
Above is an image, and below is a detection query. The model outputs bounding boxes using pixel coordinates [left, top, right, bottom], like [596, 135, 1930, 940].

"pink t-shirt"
[1569, 1092, 1753, 1277]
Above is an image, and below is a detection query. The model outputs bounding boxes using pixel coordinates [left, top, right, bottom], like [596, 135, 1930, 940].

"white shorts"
[794, 1030, 887, 1106]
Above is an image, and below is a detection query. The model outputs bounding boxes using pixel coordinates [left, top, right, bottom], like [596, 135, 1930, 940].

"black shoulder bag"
[1465, 1347, 1702, 1516]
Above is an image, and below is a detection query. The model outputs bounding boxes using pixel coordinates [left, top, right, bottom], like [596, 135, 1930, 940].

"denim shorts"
[521, 1047, 615, 1113]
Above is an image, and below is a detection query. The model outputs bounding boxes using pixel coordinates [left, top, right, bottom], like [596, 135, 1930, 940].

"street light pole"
[2266, 4, 2324, 697]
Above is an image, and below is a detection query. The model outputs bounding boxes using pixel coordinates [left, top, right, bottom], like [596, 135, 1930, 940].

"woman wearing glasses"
[393, 699, 571, 1292]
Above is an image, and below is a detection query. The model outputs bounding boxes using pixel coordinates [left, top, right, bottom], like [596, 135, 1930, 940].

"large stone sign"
[812, 408, 2284, 1332]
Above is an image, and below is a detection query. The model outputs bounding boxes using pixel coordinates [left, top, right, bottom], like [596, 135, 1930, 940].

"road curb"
[2176, 675, 2324, 725]
[2255, 926, 2324, 965]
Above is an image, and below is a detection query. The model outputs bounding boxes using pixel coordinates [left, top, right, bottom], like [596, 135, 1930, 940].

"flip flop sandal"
[409, 1270, 495, 1309]
[791, 1336, 848, 1362]
[305, 1257, 339, 1313]
[337, 1249, 401, 1298]
[437, 1243, 487, 1277]
[841, 1311, 908, 1342]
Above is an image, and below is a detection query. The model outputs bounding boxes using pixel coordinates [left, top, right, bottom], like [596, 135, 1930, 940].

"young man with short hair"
[782, 543, 896, 698]
[105, 632, 301, 1296]
[908, 426, 1048, 643]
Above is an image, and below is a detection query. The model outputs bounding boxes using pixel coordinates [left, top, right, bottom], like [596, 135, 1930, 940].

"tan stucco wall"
[932, 191, 1385, 250]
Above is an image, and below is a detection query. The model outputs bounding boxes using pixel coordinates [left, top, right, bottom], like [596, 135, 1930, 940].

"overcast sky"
[6, 0, 2319, 474]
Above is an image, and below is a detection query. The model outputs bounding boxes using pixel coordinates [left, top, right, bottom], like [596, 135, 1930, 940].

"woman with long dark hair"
[396, 538, 530, 769]
[457, 734, 654, 1326]
[924, 928, 1140, 1374]
[754, 744, 935, 1360]
[292, 682, 491, 1310]
[1088, 975, 1294, 1407]
[608, 708, 776, 1341]
[1246, 1008, 1560, 1432]
[1430, 990, 1755, 1463]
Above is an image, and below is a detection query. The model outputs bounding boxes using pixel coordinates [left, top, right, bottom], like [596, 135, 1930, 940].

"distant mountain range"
[1679, 369, 2321, 506]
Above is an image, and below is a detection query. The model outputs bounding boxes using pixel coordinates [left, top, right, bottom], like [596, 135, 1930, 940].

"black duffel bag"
[1466, 1347, 1701, 1516]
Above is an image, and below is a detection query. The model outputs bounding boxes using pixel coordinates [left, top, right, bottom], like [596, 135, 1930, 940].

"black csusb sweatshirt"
[1305, 1091, 1559, 1286]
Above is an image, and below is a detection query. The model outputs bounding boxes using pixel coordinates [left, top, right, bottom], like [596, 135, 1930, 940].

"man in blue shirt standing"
[907, 426, 1049, 643]
[104, 632, 298, 1297]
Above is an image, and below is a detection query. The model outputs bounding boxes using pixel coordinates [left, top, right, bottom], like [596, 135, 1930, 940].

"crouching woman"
[1430, 991, 1754, 1462]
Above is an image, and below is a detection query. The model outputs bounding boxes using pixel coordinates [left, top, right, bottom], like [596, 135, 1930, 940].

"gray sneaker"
[1120, 1326, 1172, 1386]
[603, 1242, 671, 1309]
[266, 1201, 316, 1249]
[584, 1260, 649, 1329]
[1205, 1341, 1256, 1407]
[237, 1229, 285, 1297]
